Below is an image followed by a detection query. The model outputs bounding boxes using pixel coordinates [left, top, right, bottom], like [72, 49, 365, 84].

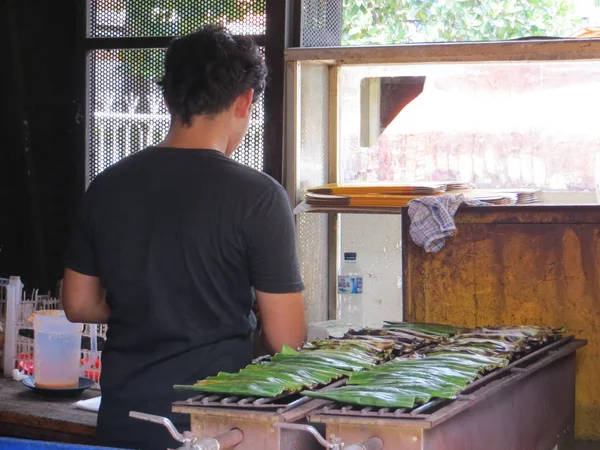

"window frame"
[284, 38, 600, 204]
[77, 0, 286, 196]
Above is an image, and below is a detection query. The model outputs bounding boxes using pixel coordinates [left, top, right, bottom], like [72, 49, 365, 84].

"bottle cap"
[344, 252, 357, 261]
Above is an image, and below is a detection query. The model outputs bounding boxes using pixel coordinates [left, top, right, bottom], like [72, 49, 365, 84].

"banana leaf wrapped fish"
[303, 338, 394, 359]
[175, 344, 378, 397]
[383, 322, 461, 339]
[302, 386, 429, 408]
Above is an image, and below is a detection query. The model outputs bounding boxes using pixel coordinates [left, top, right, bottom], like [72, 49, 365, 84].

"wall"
[340, 214, 403, 326]
[403, 205, 600, 440]
[0, 0, 81, 291]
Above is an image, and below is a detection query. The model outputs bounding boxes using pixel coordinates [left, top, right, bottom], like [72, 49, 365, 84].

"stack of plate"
[515, 190, 540, 204]
[444, 182, 472, 191]
[307, 182, 448, 196]
[303, 182, 454, 209]
[304, 192, 351, 207]
[472, 194, 518, 205]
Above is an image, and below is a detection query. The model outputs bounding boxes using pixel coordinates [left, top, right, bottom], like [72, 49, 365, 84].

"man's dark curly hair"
[158, 25, 268, 125]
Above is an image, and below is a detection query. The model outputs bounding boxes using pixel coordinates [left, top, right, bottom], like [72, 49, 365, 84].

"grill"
[179, 379, 346, 411]
[173, 381, 340, 450]
[172, 336, 586, 450]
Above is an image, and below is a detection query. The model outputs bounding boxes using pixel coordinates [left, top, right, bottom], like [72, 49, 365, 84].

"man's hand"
[255, 290, 306, 353]
[62, 268, 110, 324]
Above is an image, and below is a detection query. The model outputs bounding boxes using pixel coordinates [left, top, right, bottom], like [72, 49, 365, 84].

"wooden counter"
[402, 205, 600, 440]
[0, 378, 99, 445]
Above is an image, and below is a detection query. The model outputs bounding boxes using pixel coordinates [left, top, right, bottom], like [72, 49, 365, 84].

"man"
[62, 25, 306, 450]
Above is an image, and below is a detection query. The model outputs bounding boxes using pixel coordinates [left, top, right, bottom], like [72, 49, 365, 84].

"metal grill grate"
[300, 0, 343, 47]
[174, 379, 346, 412]
[311, 337, 577, 420]
[87, 47, 265, 182]
[89, 0, 266, 38]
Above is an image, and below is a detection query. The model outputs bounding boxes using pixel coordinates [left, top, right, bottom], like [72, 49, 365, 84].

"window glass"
[339, 61, 600, 192]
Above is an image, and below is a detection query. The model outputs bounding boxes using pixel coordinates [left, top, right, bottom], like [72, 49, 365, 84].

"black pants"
[96, 336, 253, 450]
[97, 397, 191, 450]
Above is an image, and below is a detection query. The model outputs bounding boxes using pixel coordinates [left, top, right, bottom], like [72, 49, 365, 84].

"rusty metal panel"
[424, 352, 576, 450]
[402, 207, 600, 440]
[188, 414, 325, 450]
[325, 423, 424, 449]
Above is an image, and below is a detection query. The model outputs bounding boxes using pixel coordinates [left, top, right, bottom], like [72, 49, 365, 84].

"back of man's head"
[158, 25, 268, 125]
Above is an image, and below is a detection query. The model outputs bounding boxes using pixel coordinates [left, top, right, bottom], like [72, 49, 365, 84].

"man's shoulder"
[85, 149, 153, 197]
[226, 160, 285, 193]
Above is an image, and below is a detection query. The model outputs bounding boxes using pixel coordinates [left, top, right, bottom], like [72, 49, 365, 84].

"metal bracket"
[272, 423, 384, 450]
[273, 422, 344, 449]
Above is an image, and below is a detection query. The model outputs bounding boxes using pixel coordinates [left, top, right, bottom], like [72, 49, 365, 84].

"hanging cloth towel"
[407, 194, 486, 253]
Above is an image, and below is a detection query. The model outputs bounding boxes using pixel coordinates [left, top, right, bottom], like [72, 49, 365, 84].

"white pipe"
[3, 276, 23, 377]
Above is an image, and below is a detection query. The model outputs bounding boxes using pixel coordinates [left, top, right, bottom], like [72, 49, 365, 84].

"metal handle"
[204, 429, 244, 449]
[129, 411, 186, 444]
[345, 437, 384, 450]
[129, 411, 243, 450]
[272, 423, 343, 449]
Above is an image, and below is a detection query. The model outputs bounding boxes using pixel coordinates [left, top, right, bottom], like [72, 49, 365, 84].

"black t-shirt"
[65, 147, 304, 450]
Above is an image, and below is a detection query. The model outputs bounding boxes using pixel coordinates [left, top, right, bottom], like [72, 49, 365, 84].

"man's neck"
[157, 116, 231, 155]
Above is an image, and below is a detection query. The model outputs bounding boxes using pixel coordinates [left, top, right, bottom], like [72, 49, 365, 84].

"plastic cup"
[33, 311, 82, 389]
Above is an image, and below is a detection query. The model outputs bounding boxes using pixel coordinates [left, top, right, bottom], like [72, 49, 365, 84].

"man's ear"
[234, 89, 254, 119]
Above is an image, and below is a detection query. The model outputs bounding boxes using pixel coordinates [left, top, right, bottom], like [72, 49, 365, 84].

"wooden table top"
[0, 377, 99, 442]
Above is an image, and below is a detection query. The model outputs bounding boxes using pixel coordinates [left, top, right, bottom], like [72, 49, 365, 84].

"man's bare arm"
[255, 290, 306, 353]
[62, 268, 110, 324]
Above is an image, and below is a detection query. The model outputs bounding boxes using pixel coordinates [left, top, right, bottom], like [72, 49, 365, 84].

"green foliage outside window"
[118, 0, 265, 81]
[342, 0, 583, 45]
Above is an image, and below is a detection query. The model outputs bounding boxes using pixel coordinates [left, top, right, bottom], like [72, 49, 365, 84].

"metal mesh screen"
[296, 63, 330, 323]
[300, 0, 343, 47]
[87, 47, 265, 182]
[89, 0, 266, 38]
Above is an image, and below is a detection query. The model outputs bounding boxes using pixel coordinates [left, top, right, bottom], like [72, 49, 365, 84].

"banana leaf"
[341, 334, 420, 355]
[279, 344, 380, 366]
[386, 356, 497, 372]
[449, 337, 521, 348]
[346, 377, 462, 399]
[302, 386, 421, 408]
[348, 370, 473, 390]
[345, 328, 427, 344]
[175, 343, 362, 397]
[308, 348, 382, 364]
[426, 344, 510, 357]
[271, 353, 375, 371]
[236, 368, 321, 387]
[258, 360, 354, 378]
[303, 339, 394, 358]
[203, 373, 299, 389]
[468, 325, 565, 338]
[355, 364, 481, 382]
[383, 322, 460, 338]
[243, 363, 340, 385]
[423, 353, 509, 370]
[174, 380, 290, 397]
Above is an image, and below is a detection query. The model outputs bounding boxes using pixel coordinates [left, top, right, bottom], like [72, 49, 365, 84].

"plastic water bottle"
[337, 252, 363, 328]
